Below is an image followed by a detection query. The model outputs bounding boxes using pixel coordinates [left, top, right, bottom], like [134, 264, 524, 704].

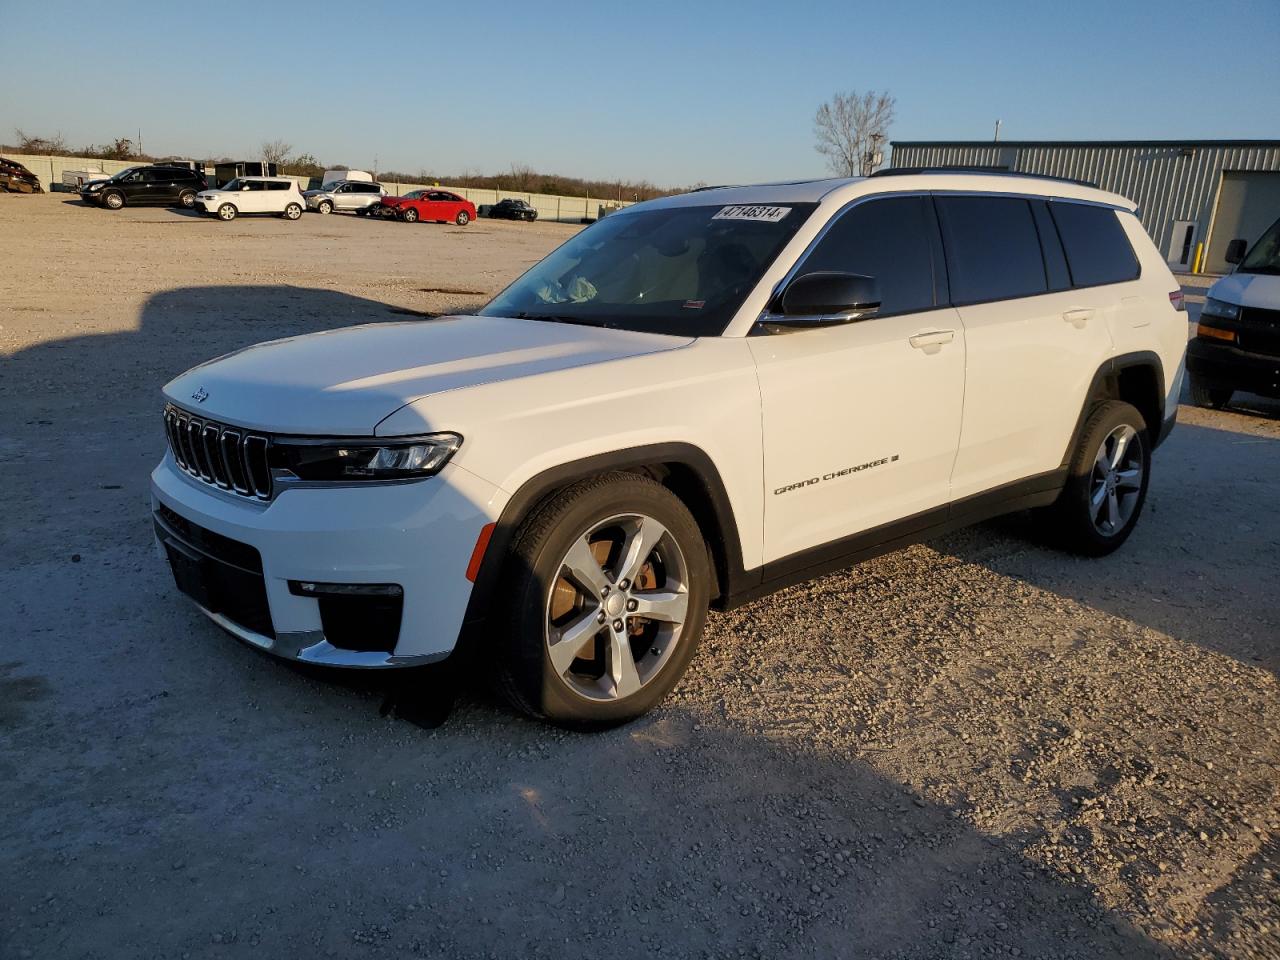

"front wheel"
[103, 191, 124, 210]
[495, 473, 710, 728]
[282, 203, 302, 220]
[402, 207, 418, 223]
[455, 210, 471, 226]
[316, 200, 333, 215]
[1041, 400, 1150, 556]
[1188, 375, 1232, 410]
[217, 203, 237, 221]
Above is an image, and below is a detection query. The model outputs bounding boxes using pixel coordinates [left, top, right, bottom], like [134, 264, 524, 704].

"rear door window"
[1049, 202, 1140, 287]
[796, 195, 939, 316]
[935, 196, 1048, 304]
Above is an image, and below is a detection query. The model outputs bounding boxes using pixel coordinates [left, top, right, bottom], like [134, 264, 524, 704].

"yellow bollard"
[1191, 241, 1205, 274]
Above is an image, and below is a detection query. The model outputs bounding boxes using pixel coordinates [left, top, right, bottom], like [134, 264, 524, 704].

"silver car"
[303, 180, 386, 215]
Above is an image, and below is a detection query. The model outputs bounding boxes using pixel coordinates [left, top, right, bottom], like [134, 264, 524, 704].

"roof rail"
[871, 167, 1097, 188]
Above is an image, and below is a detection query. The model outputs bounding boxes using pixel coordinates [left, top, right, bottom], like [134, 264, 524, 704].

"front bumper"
[150, 456, 504, 667]
[1187, 338, 1280, 399]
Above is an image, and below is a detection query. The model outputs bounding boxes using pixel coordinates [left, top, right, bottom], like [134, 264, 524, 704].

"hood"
[1207, 271, 1280, 310]
[163, 315, 692, 435]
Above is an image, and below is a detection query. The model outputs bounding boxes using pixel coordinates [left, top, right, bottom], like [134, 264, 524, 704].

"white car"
[197, 177, 305, 221]
[152, 171, 1187, 727]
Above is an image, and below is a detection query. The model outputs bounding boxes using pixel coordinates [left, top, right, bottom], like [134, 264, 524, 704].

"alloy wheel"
[545, 513, 690, 702]
[1090, 424, 1143, 536]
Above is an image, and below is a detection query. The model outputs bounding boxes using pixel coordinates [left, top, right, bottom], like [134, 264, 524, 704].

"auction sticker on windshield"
[712, 205, 791, 223]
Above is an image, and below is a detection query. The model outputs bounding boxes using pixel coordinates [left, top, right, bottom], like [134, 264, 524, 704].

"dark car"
[1187, 215, 1280, 408]
[488, 198, 538, 221]
[80, 164, 207, 210]
[0, 156, 43, 193]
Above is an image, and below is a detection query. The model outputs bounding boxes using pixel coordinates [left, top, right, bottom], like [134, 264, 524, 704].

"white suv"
[197, 177, 305, 221]
[152, 171, 1187, 727]
[304, 179, 386, 215]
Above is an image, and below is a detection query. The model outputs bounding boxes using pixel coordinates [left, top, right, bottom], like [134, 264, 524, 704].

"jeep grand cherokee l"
[151, 171, 1187, 727]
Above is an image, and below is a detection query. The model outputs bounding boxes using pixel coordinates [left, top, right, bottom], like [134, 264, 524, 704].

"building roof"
[891, 139, 1280, 149]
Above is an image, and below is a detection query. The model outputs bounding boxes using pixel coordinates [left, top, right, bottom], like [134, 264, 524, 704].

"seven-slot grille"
[164, 405, 272, 499]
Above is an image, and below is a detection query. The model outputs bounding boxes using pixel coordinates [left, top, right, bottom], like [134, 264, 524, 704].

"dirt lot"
[2, 194, 1278, 960]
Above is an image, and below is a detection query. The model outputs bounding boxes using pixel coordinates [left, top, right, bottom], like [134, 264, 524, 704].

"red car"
[375, 189, 476, 225]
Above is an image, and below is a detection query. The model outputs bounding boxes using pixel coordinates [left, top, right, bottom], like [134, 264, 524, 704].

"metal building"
[889, 140, 1280, 274]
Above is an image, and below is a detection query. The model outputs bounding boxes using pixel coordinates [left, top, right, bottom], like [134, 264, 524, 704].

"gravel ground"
[2, 194, 1278, 960]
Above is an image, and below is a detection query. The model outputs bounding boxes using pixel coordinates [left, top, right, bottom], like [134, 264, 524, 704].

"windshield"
[110, 167, 140, 181]
[222, 178, 243, 191]
[405, 190, 427, 199]
[1239, 217, 1280, 275]
[480, 202, 816, 336]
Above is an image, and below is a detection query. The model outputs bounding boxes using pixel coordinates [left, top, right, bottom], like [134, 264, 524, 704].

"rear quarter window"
[1049, 202, 1140, 287]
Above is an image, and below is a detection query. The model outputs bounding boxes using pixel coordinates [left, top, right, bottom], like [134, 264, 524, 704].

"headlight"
[1202, 297, 1240, 320]
[271, 434, 461, 483]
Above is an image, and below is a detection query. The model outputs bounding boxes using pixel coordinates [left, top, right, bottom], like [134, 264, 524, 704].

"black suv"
[80, 164, 207, 210]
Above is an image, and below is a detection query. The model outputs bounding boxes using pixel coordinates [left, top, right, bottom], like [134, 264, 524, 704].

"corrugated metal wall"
[890, 142, 1280, 272]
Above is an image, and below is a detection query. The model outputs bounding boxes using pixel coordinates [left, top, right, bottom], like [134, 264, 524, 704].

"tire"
[526, 212, 537, 222]
[455, 210, 471, 226]
[402, 207, 418, 223]
[282, 203, 302, 220]
[1041, 400, 1150, 557]
[1188, 375, 1232, 410]
[177, 190, 197, 208]
[103, 191, 124, 210]
[317, 200, 333, 215]
[495, 472, 711, 728]
[217, 203, 237, 222]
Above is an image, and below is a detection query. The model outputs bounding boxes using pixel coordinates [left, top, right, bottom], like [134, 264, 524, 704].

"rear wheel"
[282, 203, 302, 220]
[103, 191, 124, 210]
[316, 200, 333, 215]
[455, 210, 471, 226]
[1188, 375, 1232, 410]
[217, 203, 237, 221]
[177, 189, 197, 208]
[1041, 400, 1150, 556]
[402, 207, 419, 223]
[496, 473, 710, 727]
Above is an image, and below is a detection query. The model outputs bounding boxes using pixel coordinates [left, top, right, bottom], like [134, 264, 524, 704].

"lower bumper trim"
[196, 602, 446, 669]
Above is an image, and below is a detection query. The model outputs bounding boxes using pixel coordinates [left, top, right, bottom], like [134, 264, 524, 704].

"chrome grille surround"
[164, 404, 271, 500]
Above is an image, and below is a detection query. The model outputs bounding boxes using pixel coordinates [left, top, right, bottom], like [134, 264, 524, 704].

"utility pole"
[138, 128, 143, 157]
[993, 119, 1002, 143]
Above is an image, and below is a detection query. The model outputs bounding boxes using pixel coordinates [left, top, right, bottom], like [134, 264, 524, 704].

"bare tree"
[507, 163, 536, 191]
[260, 139, 293, 164]
[813, 91, 896, 177]
[14, 128, 69, 155]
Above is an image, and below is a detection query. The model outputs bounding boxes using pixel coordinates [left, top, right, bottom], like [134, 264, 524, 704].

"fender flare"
[461, 442, 747, 633]
[1060, 350, 1166, 467]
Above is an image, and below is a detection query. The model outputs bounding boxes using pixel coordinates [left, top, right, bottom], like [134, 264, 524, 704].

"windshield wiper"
[512, 311, 612, 328]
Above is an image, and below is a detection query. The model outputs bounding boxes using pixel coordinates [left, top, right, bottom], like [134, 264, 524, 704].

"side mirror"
[1225, 238, 1248, 265]
[776, 272, 881, 325]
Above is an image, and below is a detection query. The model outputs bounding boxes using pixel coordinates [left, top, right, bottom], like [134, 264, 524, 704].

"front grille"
[1238, 306, 1280, 358]
[164, 404, 272, 499]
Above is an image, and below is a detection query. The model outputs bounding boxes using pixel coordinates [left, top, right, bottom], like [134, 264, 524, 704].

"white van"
[1186, 215, 1280, 408]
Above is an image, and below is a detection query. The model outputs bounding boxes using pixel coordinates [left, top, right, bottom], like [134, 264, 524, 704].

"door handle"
[1063, 308, 1094, 328]
[908, 329, 955, 354]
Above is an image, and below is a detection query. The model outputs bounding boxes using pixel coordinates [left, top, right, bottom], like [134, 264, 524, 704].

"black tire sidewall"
[1054, 400, 1151, 556]
[500, 475, 710, 727]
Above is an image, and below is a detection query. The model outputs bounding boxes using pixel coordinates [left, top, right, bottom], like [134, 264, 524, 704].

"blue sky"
[2, 0, 1277, 186]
